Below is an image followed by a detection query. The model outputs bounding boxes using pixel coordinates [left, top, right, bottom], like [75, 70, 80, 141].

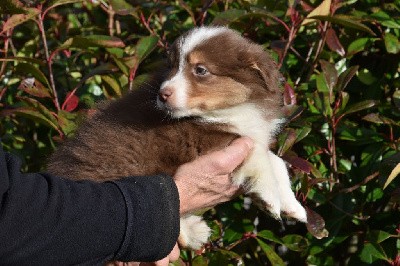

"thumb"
[206, 137, 254, 174]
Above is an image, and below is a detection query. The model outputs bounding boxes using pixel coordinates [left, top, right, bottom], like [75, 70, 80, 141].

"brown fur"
[47, 83, 238, 180]
[48, 28, 281, 185]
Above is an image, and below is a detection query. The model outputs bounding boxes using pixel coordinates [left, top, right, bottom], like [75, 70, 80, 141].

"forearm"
[0, 150, 179, 265]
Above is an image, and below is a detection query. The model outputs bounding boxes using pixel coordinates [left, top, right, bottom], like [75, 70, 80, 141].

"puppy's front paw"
[251, 192, 282, 220]
[281, 198, 307, 223]
[179, 215, 211, 250]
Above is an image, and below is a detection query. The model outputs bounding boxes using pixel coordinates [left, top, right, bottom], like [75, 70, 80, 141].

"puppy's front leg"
[233, 147, 282, 218]
[233, 147, 307, 222]
[267, 151, 307, 222]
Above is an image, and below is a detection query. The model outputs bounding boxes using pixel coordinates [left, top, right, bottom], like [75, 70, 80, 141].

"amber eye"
[194, 65, 209, 76]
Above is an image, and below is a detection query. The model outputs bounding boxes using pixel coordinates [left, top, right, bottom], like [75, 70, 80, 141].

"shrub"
[1, 0, 399, 265]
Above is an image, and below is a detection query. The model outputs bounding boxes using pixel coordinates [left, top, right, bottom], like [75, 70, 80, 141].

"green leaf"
[316, 72, 330, 93]
[310, 15, 376, 35]
[313, 91, 332, 117]
[1, 8, 40, 33]
[0, 0, 26, 14]
[18, 96, 59, 127]
[394, 90, 400, 109]
[337, 91, 349, 113]
[281, 234, 309, 251]
[256, 239, 285, 266]
[369, 11, 400, 29]
[207, 249, 242, 266]
[384, 33, 400, 54]
[45, 0, 83, 12]
[1, 107, 59, 131]
[101, 75, 122, 97]
[366, 230, 392, 243]
[257, 230, 283, 244]
[191, 255, 208, 266]
[359, 243, 388, 263]
[112, 56, 129, 76]
[341, 100, 377, 115]
[0, 56, 45, 65]
[363, 113, 399, 126]
[335, 65, 359, 91]
[320, 60, 338, 93]
[367, 187, 384, 202]
[15, 63, 51, 90]
[135, 36, 159, 64]
[59, 35, 125, 50]
[57, 110, 78, 136]
[347, 38, 371, 55]
[278, 128, 297, 155]
[108, 0, 137, 16]
[212, 9, 247, 25]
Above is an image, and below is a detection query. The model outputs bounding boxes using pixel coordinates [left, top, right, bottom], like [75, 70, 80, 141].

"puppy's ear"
[251, 62, 277, 92]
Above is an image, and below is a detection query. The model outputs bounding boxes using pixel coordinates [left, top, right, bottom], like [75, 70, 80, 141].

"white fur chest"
[201, 103, 282, 147]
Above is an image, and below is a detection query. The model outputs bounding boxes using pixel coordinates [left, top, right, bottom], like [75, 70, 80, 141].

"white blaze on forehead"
[160, 27, 230, 117]
[179, 26, 229, 65]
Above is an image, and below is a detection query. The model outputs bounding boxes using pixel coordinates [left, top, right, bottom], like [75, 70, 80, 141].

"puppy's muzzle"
[158, 87, 173, 103]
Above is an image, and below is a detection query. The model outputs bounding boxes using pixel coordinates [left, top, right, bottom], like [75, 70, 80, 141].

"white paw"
[258, 191, 282, 219]
[179, 215, 211, 250]
[281, 198, 307, 223]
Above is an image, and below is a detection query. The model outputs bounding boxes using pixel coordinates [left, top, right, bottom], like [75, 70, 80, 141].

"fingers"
[168, 243, 180, 261]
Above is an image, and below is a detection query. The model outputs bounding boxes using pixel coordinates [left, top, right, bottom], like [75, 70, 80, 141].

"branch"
[37, 12, 60, 111]
[339, 172, 379, 194]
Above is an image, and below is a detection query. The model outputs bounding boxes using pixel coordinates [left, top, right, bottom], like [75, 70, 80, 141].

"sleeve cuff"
[109, 174, 180, 262]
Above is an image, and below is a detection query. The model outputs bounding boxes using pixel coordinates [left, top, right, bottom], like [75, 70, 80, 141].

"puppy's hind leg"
[179, 215, 211, 250]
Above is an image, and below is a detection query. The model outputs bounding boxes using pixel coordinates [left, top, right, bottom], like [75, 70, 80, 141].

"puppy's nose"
[159, 87, 173, 102]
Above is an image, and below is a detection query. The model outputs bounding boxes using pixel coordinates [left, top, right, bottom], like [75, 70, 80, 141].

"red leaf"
[306, 208, 329, 239]
[326, 28, 345, 56]
[283, 82, 297, 105]
[63, 92, 79, 112]
[283, 154, 312, 174]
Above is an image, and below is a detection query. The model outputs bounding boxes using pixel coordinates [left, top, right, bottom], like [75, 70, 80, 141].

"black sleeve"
[0, 147, 180, 265]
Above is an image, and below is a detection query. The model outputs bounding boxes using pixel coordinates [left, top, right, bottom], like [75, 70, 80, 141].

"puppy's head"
[157, 26, 283, 118]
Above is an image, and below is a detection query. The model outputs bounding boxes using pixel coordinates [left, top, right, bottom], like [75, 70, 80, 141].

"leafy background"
[1, 0, 399, 265]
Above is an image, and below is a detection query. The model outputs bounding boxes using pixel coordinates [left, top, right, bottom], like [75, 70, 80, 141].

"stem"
[314, 21, 329, 63]
[295, 21, 330, 88]
[139, 11, 167, 49]
[108, 5, 115, 36]
[0, 86, 8, 102]
[37, 14, 60, 111]
[294, 41, 315, 88]
[0, 28, 11, 80]
[197, 0, 214, 25]
[328, 117, 338, 185]
[128, 65, 138, 91]
[278, 25, 296, 69]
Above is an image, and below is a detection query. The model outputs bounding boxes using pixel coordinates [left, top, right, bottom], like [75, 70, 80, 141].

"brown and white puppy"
[48, 26, 307, 250]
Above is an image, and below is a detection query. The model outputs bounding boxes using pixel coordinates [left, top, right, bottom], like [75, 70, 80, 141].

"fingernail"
[240, 136, 254, 151]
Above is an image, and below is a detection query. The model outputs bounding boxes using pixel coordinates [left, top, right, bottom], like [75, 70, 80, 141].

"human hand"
[106, 243, 180, 266]
[174, 137, 253, 215]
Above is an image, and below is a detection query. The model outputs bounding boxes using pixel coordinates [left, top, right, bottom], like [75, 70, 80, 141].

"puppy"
[47, 26, 307, 250]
